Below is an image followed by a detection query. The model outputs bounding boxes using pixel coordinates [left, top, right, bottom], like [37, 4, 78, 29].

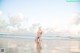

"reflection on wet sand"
[0, 37, 80, 53]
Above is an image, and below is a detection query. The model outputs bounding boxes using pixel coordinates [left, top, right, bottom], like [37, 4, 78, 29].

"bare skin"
[36, 39, 42, 53]
[35, 27, 43, 53]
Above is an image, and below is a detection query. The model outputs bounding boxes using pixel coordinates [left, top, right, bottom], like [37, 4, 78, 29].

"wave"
[0, 34, 80, 40]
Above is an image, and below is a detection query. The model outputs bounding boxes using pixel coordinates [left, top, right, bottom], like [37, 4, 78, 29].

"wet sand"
[0, 37, 80, 53]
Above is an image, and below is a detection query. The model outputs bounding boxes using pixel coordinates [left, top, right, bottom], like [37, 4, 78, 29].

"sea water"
[0, 34, 80, 40]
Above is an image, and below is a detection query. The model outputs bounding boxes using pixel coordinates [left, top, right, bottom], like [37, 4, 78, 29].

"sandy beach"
[0, 0, 80, 53]
[0, 37, 80, 53]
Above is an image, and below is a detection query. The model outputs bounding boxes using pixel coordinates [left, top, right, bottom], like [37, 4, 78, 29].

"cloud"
[42, 12, 80, 36]
[0, 19, 10, 34]
[0, 19, 8, 29]
[0, 10, 3, 16]
[9, 13, 27, 27]
[68, 12, 80, 25]
[0, 12, 28, 34]
[1, 12, 80, 37]
[53, 12, 80, 36]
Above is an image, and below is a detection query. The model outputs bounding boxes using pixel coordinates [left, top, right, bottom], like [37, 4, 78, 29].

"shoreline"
[0, 37, 80, 53]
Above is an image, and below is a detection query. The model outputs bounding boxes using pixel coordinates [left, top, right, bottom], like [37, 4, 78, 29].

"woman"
[36, 27, 43, 41]
[35, 26, 43, 53]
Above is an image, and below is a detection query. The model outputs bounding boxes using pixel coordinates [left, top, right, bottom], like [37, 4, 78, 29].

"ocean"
[0, 34, 80, 40]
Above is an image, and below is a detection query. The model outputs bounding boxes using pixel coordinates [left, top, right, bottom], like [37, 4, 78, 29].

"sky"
[0, 0, 80, 35]
[0, 0, 79, 27]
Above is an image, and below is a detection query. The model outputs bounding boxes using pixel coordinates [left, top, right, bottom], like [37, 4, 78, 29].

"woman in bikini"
[35, 26, 43, 53]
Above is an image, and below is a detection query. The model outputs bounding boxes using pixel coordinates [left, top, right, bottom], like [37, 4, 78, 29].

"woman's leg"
[36, 38, 42, 53]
